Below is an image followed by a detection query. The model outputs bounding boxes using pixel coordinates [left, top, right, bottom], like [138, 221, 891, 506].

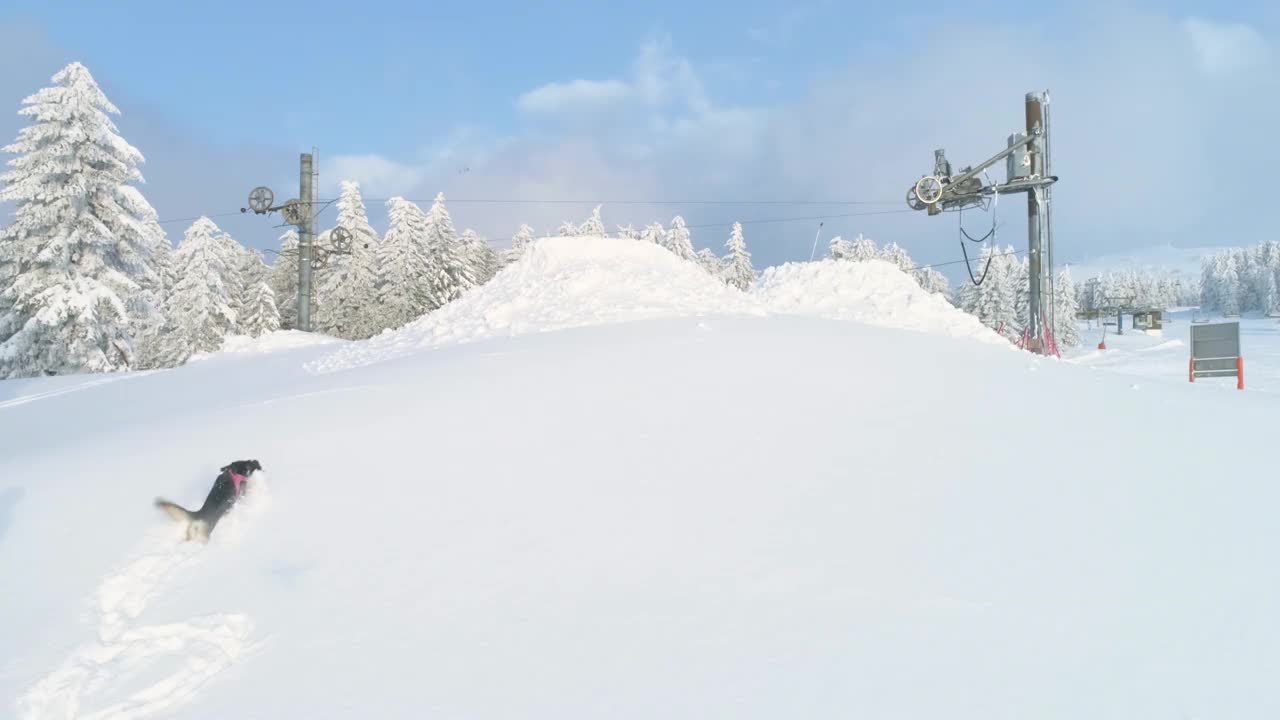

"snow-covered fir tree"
[0, 62, 168, 377]
[913, 267, 950, 296]
[214, 225, 249, 320]
[1052, 268, 1080, 348]
[878, 242, 914, 274]
[957, 246, 1019, 336]
[616, 224, 640, 240]
[503, 224, 537, 267]
[461, 229, 499, 285]
[1196, 243, 1280, 316]
[1085, 267, 1198, 313]
[423, 193, 477, 309]
[378, 197, 431, 328]
[1218, 253, 1242, 316]
[1012, 257, 1030, 332]
[722, 222, 754, 291]
[239, 249, 281, 337]
[695, 248, 720, 275]
[640, 223, 666, 246]
[579, 205, 605, 237]
[847, 234, 879, 262]
[272, 230, 300, 330]
[664, 216, 696, 261]
[827, 236, 853, 260]
[314, 181, 383, 340]
[130, 237, 176, 370]
[153, 218, 241, 366]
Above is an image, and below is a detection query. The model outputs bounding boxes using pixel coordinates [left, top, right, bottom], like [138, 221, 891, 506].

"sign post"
[1189, 321, 1243, 390]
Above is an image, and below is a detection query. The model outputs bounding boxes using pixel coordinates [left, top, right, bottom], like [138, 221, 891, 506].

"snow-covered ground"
[4, 238, 1280, 719]
[1067, 309, 1280, 393]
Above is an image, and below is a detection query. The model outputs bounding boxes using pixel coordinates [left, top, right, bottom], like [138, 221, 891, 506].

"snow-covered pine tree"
[878, 242, 914, 274]
[557, 219, 579, 237]
[1052, 268, 1080, 348]
[130, 236, 176, 369]
[1220, 252, 1242, 316]
[616, 224, 640, 240]
[847, 234, 878, 262]
[0, 62, 167, 377]
[215, 226, 249, 321]
[1013, 256, 1030, 333]
[913, 267, 950, 296]
[314, 181, 383, 339]
[695, 248, 720, 275]
[153, 218, 240, 366]
[423, 193, 476, 308]
[827, 235, 852, 261]
[578, 205, 605, 237]
[461, 229, 498, 285]
[664, 216, 695, 261]
[272, 230, 300, 330]
[378, 197, 431, 328]
[503, 224, 536, 267]
[996, 248, 1020, 334]
[722, 222, 754, 291]
[640, 223, 666, 246]
[959, 246, 1018, 336]
[240, 249, 280, 337]
[1200, 256, 1220, 314]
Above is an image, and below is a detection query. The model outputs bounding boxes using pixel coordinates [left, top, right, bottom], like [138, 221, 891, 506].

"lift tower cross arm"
[904, 91, 1059, 355]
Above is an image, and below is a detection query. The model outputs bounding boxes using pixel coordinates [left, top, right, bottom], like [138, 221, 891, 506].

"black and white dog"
[155, 460, 262, 542]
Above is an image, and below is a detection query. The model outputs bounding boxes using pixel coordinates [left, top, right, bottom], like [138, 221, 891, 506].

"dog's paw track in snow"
[18, 492, 268, 720]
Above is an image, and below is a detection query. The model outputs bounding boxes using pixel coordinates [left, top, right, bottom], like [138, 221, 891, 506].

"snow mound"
[754, 258, 1008, 345]
[309, 236, 764, 373]
[189, 330, 343, 363]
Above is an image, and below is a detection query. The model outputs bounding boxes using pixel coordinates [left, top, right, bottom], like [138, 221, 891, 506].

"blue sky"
[1, 1, 1278, 276]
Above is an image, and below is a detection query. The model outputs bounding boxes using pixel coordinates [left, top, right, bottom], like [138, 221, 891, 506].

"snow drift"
[309, 236, 764, 373]
[312, 237, 1005, 375]
[754, 258, 1007, 345]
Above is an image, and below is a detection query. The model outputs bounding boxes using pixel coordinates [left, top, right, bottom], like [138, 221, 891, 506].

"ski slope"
[1068, 309, 1280, 393]
[3, 238, 1279, 719]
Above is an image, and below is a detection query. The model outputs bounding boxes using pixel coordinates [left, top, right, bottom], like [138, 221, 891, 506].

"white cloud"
[517, 79, 632, 115]
[259, 12, 1280, 269]
[1182, 17, 1271, 75]
[325, 154, 427, 199]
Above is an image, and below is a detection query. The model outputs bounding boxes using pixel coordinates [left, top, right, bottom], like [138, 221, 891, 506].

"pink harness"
[229, 471, 249, 496]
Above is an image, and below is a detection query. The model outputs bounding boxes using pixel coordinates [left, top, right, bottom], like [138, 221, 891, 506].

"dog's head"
[222, 459, 262, 477]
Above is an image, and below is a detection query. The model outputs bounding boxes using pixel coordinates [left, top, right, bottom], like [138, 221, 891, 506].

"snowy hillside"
[4, 238, 1280, 719]
[1065, 244, 1212, 281]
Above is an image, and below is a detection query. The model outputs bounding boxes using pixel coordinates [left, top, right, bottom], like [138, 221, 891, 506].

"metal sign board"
[1190, 321, 1241, 378]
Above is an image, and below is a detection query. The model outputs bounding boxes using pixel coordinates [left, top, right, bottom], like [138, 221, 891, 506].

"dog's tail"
[154, 498, 195, 523]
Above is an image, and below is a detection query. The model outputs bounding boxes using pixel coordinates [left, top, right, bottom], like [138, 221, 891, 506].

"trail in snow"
[17, 482, 271, 720]
[0, 372, 156, 411]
